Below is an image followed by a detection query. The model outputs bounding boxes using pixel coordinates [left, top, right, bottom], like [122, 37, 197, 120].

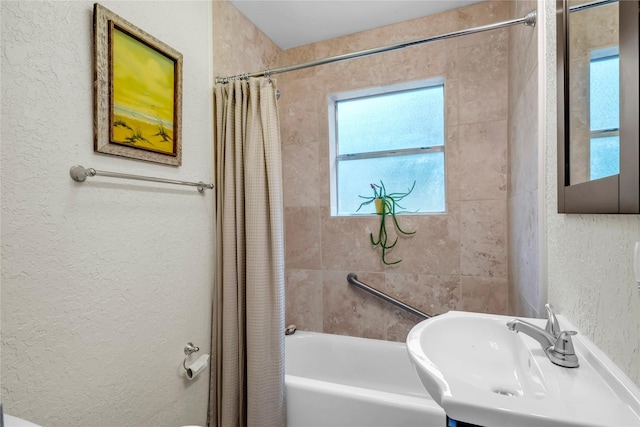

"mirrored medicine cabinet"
[557, 0, 640, 213]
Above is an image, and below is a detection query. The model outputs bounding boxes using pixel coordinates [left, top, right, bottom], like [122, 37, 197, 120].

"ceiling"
[227, 0, 483, 50]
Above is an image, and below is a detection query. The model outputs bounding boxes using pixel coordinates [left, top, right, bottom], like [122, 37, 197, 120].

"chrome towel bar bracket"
[70, 165, 214, 193]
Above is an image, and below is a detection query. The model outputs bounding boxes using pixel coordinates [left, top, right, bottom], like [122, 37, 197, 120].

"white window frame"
[327, 77, 446, 216]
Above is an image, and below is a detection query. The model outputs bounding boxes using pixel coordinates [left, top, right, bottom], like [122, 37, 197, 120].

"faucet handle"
[545, 303, 561, 337]
[547, 330, 580, 368]
[553, 330, 577, 356]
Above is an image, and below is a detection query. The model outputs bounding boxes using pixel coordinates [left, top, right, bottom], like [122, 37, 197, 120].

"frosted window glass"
[590, 136, 620, 180]
[337, 86, 444, 155]
[589, 55, 619, 131]
[332, 81, 446, 215]
[589, 52, 619, 181]
[337, 153, 445, 215]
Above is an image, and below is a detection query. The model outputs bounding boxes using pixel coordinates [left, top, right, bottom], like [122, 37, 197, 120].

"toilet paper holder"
[183, 342, 200, 371]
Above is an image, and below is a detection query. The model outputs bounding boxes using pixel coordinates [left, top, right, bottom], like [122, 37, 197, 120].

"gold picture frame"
[93, 3, 183, 166]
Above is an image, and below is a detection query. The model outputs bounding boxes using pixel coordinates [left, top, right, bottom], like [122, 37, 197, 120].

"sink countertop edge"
[556, 314, 640, 420]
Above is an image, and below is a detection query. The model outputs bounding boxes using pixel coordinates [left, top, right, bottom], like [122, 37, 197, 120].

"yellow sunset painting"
[111, 27, 176, 155]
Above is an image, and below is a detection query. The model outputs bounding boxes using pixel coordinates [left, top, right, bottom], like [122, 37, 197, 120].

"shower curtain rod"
[569, 0, 617, 13]
[215, 9, 537, 83]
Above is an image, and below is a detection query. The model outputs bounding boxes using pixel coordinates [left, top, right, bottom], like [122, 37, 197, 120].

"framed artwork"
[93, 3, 183, 166]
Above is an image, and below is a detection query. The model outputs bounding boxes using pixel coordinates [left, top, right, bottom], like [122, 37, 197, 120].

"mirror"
[568, 1, 619, 186]
[557, 0, 639, 213]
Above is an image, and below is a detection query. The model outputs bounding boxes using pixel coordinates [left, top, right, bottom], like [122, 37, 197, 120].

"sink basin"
[4, 415, 42, 427]
[406, 311, 640, 427]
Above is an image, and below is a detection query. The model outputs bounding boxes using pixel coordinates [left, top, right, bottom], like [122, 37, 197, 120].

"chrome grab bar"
[347, 273, 431, 320]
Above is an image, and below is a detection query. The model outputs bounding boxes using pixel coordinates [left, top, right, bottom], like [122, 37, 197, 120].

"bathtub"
[285, 331, 446, 427]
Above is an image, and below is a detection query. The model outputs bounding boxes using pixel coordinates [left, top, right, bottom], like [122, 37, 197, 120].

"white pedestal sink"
[406, 311, 640, 427]
[3, 415, 42, 427]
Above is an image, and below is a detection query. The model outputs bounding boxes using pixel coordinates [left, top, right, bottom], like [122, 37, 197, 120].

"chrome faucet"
[544, 303, 561, 337]
[506, 304, 579, 368]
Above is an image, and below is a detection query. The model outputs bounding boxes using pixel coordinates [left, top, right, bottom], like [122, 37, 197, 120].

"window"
[589, 47, 619, 180]
[329, 79, 446, 216]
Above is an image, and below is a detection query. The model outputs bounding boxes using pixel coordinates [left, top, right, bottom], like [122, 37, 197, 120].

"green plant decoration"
[357, 181, 416, 265]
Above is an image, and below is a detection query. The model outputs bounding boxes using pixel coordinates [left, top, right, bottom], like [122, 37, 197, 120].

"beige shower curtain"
[210, 78, 285, 427]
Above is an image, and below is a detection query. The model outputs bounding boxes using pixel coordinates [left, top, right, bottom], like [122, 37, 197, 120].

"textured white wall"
[541, 0, 640, 387]
[1, 1, 214, 426]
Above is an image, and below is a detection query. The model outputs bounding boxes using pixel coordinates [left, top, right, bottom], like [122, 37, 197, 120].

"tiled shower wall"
[213, 1, 280, 86]
[507, 0, 541, 318]
[279, 1, 513, 341]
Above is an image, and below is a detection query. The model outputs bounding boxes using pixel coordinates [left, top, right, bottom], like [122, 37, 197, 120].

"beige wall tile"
[278, 76, 320, 147]
[445, 79, 460, 128]
[389, 41, 458, 84]
[285, 207, 321, 269]
[512, 0, 538, 18]
[279, 45, 318, 79]
[508, 0, 541, 318]
[509, 69, 538, 197]
[508, 1, 538, 105]
[317, 101, 331, 209]
[388, 206, 461, 276]
[460, 276, 508, 314]
[213, 0, 281, 78]
[458, 41, 508, 125]
[282, 143, 320, 207]
[322, 270, 389, 340]
[285, 269, 323, 332]
[517, 291, 540, 319]
[459, 120, 508, 201]
[382, 273, 461, 316]
[508, 190, 540, 312]
[386, 312, 424, 343]
[320, 209, 383, 272]
[460, 200, 507, 278]
[508, 276, 518, 316]
[446, 126, 461, 203]
[382, 8, 460, 46]
[457, 1, 510, 48]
